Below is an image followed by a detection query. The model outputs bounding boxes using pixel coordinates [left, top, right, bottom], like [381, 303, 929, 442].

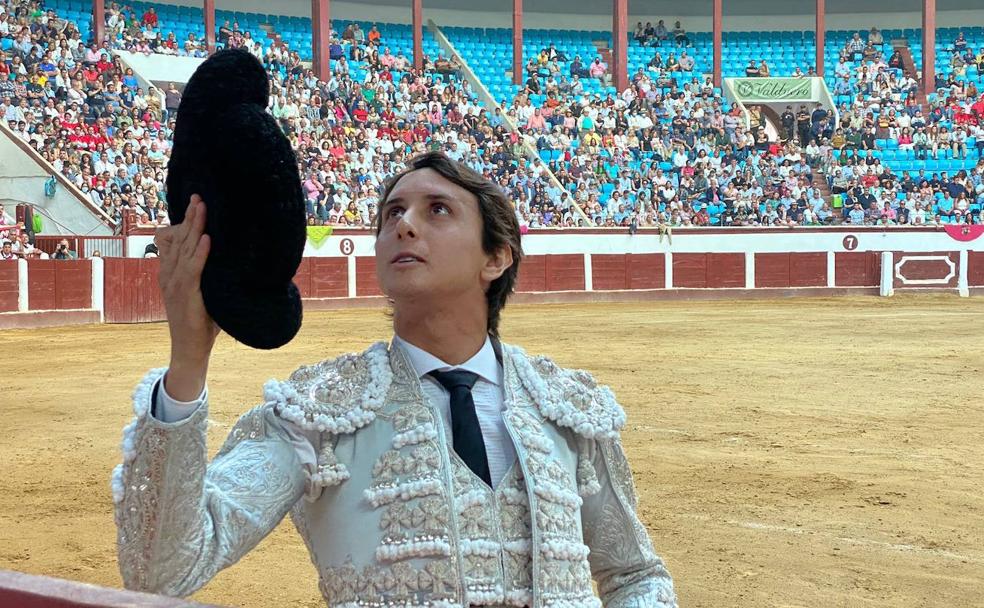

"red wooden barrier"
[835, 251, 882, 286]
[544, 254, 584, 291]
[293, 257, 313, 298]
[0, 568, 223, 608]
[0, 262, 18, 312]
[627, 253, 665, 289]
[591, 254, 627, 290]
[26, 260, 92, 310]
[673, 253, 744, 288]
[592, 253, 664, 290]
[755, 252, 827, 288]
[310, 257, 348, 298]
[355, 256, 383, 296]
[516, 254, 547, 292]
[103, 258, 165, 323]
[891, 251, 959, 288]
[969, 251, 984, 286]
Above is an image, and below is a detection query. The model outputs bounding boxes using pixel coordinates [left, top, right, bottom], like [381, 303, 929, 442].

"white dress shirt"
[154, 336, 517, 488]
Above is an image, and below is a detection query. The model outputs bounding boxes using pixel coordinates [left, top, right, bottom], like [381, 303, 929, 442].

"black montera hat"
[166, 49, 305, 349]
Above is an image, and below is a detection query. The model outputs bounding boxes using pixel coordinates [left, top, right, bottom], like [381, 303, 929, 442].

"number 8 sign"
[339, 238, 355, 255]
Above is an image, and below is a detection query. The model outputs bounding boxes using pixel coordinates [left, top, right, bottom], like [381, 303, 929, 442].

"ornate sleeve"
[111, 368, 310, 597]
[579, 436, 678, 608]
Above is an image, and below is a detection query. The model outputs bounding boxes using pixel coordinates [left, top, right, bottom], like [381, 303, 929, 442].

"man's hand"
[155, 194, 219, 401]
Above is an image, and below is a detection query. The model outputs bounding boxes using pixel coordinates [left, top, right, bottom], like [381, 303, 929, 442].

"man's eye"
[432, 203, 450, 215]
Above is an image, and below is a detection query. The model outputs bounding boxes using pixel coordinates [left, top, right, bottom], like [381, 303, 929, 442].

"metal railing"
[35, 235, 126, 258]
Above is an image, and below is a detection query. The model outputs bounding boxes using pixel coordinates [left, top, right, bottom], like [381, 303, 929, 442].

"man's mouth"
[391, 253, 425, 264]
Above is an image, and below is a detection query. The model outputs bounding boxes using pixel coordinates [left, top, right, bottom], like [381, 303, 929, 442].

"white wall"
[128, 228, 984, 260]
[116, 50, 206, 86]
[142, 0, 983, 33]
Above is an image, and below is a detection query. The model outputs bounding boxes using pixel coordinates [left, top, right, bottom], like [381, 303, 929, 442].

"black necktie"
[428, 370, 492, 487]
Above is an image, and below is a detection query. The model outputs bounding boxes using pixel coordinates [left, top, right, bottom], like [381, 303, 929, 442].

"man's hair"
[375, 152, 523, 337]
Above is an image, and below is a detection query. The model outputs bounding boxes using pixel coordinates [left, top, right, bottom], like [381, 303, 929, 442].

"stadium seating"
[2, 2, 982, 232]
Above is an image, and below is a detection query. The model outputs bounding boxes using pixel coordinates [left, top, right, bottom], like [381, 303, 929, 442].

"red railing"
[34, 235, 126, 258]
[0, 569, 224, 607]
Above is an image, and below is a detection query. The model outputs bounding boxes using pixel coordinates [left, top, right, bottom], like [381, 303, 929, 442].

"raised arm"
[111, 194, 311, 596]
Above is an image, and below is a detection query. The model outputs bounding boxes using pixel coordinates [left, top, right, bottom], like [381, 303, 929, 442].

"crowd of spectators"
[1, 0, 576, 235]
[1, 0, 983, 237]
[513, 20, 984, 227]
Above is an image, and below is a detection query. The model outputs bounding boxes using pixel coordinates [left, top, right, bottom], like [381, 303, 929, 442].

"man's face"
[375, 168, 509, 307]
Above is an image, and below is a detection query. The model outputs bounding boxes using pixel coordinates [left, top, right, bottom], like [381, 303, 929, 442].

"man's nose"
[395, 210, 417, 239]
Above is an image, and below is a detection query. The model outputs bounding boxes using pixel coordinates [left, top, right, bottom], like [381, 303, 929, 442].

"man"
[10, 232, 36, 257]
[52, 238, 76, 259]
[218, 20, 233, 45]
[114, 153, 678, 606]
[848, 201, 866, 224]
[678, 51, 694, 72]
[796, 105, 811, 145]
[0, 240, 16, 261]
[780, 105, 795, 142]
[142, 6, 158, 28]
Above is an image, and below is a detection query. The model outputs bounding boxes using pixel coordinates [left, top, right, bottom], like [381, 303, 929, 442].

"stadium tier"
[1, 0, 982, 233]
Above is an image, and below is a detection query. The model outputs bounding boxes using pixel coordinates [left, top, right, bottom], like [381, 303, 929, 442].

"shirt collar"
[393, 335, 501, 386]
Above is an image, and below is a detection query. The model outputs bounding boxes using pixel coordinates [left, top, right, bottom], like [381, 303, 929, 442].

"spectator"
[846, 32, 865, 61]
[678, 51, 694, 72]
[219, 20, 233, 45]
[141, 7, 158, 28]
[164, 82, 181, 119]
[10, 232, 35, 257]
[848, 202, 866, 224]
[954, 31, 967, 54]
[589, 57, 607, 79]
[0, 240, 16, 261]
[868, 27, 883, 46]
[51, 239, 76, 260]
[672, 21, 689, 46]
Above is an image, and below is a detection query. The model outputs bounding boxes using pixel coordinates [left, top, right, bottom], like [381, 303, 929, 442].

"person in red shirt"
[375, 122, 394, 140]
[692, 204, 711, 226]
[96, 54, 114, 73]
[860, 172, 879, 189]
[972, 95, 984, 121]
[142, 7, 158, 27]
[82, 64, 100, 83]
[399, 124, 413, 145]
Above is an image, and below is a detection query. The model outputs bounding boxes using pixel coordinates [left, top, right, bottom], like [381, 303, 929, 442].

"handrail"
[426, 19, 595, 226]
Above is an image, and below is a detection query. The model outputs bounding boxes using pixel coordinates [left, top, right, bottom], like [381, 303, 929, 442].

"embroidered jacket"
[112, 341, 677, 608]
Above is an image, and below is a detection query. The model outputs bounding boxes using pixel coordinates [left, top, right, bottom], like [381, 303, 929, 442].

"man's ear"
[481, 244, 513, 284]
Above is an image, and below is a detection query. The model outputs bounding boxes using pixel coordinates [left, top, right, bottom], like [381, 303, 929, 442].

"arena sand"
[1, 296, 982, 607]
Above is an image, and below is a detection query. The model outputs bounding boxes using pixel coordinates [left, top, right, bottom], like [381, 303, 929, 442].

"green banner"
[306, 225, 334, 248]
[731, 78, 813, 101]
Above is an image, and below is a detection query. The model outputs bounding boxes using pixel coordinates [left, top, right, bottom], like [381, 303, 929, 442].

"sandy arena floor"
[1, 296, 982, 607]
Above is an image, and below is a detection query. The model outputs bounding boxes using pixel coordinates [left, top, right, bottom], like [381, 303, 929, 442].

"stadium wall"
[142, 0, 984, 32]
[2, 229, 982, 329]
